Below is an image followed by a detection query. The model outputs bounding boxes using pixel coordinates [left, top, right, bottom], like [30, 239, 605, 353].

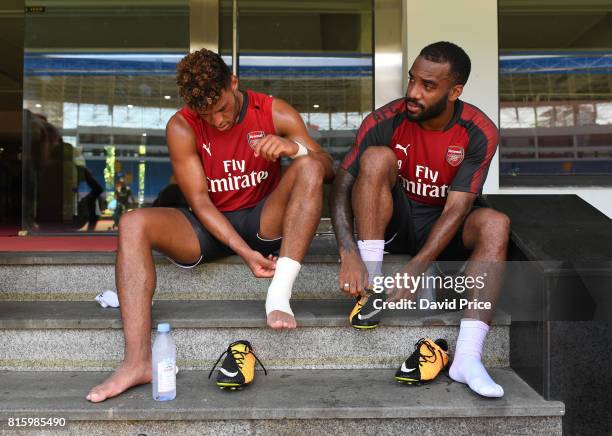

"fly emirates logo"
[207, 159, 269, 193]
[398, 164, 449, 199]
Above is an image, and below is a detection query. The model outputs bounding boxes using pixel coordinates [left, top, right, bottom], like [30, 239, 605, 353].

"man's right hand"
[338, 252, 369, 297]
[244, 250, 277, 278]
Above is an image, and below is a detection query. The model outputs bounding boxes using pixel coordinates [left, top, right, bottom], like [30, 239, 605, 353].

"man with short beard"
[330, 41, 509, 398]
[86, 49, 333, 403]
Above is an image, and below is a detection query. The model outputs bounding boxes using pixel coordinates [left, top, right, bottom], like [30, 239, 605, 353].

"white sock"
[449, 319, 504, 398]
[357, 240, 384, 287]
[265, 257, 300, 316]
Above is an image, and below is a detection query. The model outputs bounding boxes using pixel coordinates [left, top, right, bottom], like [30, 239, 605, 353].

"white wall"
[402, 0, 612, 219]
[404, 0, 499, 192]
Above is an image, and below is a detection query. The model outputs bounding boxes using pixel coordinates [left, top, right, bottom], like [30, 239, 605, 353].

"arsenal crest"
[446, 145, 464, 167]
[247, 131, 266, 149]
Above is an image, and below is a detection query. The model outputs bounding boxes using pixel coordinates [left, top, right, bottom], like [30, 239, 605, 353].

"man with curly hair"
[86, 49, 333, 402]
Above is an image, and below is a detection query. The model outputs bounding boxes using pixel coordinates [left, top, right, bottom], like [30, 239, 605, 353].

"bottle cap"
[157, 323, 170, 333]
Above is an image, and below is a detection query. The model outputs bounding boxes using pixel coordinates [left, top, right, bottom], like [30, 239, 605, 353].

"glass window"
[499, 2, 612, 186]
[220, 0, 373, 165]
[22, 0, 189, 233]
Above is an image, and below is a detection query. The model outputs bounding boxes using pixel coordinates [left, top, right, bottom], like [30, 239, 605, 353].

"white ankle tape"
[265, 257, 301, 316]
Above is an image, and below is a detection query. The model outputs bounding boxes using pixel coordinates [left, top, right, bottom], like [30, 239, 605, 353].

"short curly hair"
[176, 49, 231, 111]
[419, 41, 471, 86]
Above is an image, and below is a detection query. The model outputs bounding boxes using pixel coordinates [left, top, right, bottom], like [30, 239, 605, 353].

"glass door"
[22, 0, 190, 233]
[21, 0, 378, 232]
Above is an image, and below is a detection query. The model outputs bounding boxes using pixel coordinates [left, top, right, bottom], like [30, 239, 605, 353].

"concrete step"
[0, 255, 341, 301]
[0, 300, 509, 371]
[0, 251, 409, 302]
[0, 368, 564, 435]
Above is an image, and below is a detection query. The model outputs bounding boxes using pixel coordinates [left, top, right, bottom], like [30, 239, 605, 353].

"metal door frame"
[189, 0, 404, 109]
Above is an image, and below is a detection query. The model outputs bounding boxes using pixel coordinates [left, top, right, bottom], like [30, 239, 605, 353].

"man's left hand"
[253, 135, 299, 162]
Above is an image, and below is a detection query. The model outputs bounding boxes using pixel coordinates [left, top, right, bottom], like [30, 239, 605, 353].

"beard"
[405, 92, 450, 122]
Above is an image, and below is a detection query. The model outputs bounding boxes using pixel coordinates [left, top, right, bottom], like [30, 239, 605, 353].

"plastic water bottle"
[152, 323, 176, 401]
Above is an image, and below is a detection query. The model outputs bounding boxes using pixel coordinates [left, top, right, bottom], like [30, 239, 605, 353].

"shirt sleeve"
[340, 110, 396, 178]
[450, 116, 499, 194]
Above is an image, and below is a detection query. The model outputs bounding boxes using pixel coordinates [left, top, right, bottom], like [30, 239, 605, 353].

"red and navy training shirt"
[340, 98, 499, 207]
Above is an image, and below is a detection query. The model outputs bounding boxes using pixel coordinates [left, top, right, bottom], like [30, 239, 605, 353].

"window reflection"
[499, 1, 612, 184]
[22, 0, 373, 231]
[220, 0, 373, 164]
[23, 1, 189, 232]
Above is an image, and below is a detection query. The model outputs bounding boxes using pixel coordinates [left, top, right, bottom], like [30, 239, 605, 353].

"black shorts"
[170, 198, 282, 268]
[383, 184, 477, 261]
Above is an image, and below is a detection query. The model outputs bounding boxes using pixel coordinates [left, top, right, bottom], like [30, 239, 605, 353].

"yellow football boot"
[395, 338, 449, 385]
[349, 291, 387, 329]
[208, 340, 267, 390]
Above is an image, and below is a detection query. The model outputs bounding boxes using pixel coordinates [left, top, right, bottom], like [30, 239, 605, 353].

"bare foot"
[86, 362, 152, 403]
[267, 310, 297, 329]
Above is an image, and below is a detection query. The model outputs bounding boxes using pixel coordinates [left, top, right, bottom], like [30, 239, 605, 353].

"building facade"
[0, 0, 610, 233]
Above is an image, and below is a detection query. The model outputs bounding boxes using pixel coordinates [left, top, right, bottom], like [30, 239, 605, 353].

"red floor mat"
[0, 236, 117, 252]
[0, 226, 19, 237]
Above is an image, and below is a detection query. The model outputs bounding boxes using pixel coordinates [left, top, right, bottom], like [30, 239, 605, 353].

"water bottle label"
[157, 359, 176, 393]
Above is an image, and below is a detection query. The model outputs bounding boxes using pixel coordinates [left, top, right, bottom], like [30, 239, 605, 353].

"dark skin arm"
[254, 98, 334, 181]
[166, 113, 276, 278]
[330, 167, 369, 296]
[415, 190, 476, 262]
[331, 165, 476, 298]
[390, 190, 477, 299]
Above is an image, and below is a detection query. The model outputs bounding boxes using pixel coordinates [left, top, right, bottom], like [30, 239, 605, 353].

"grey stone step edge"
[0, 368, 565, 421]
[0, 300, 511, 329]
[0, 300, 510, 371]
[0, 251, 411, 265]
[0, 253, 467, 302]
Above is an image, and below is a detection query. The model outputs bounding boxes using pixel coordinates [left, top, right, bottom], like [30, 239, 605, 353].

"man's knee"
[290, 155, 325, 187]
[474, 209, 511, 246]
[359, 146, 397, 177]
[118, 209, 148, 240]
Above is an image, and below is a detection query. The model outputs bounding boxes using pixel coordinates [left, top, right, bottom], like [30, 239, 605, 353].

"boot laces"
[415, 338, 439, 366]
[208, 342, 268, 378]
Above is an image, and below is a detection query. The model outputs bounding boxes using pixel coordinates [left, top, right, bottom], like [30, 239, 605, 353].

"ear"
[449, 84, 463, 102]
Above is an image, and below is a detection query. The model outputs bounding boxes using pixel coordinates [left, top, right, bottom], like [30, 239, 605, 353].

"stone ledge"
[0, 368, 564, 421]
[0, 417, 564, 436]
[0, 300, 511, 329]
